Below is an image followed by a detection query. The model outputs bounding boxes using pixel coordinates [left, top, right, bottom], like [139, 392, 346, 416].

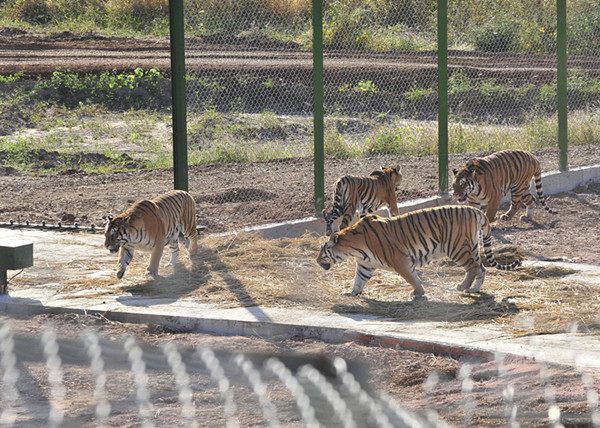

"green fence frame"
[313, 0, 325, 215]
[169, 0, 188, 191]
[169, 0, 571, 208]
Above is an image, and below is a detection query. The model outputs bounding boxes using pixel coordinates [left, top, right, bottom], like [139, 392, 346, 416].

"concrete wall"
[228, 164, 600, 240]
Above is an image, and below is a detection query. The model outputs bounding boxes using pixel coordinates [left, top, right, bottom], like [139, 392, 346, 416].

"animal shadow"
[117, 245, 273, 321]
[332, 291, 519, 323]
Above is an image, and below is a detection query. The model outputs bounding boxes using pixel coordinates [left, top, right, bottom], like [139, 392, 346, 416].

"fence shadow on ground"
[116, 245, 274, 322]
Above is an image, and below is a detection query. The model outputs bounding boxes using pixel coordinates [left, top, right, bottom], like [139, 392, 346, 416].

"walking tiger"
[452, 150, 556, 223]
[317, 205, 520, 296]
[104, 190, 198, 279]
[322, 166, 402, 236]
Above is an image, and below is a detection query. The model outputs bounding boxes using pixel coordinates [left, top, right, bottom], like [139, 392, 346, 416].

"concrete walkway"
[1, 165, 599, 367]
[0, 227, 599, 369]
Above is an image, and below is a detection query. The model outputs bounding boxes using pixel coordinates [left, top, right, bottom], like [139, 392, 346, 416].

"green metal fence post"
[557, 0, 568, 171]
[438, 0, 449, 194]
[313, 0, 325, 215]
[169, 0, 188, 191]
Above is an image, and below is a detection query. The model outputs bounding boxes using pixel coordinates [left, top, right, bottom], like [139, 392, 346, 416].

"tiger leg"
[394, 262, 425, 297]
[351, 264, 374, 296]
[147, 239, 166, 277]
[456, 263, 485, 293]
[484, 198, 501, 223]
[165, 239, 180, 268]
[455, 239, 486, 292]
[116, 245, 135, 279]
[519, 193, 536, 221]
[386, 195, 399, 216]
[456, 262, 486, 293]
[500, 200, 521, 220]
[187, 232, 198, 256]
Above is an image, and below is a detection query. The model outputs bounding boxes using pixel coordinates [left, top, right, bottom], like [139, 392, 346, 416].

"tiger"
[322, 166, 402, 236]
[104, 190, 198, 279]
[452, 149, 556, 223]
[317, 205, 520, 296]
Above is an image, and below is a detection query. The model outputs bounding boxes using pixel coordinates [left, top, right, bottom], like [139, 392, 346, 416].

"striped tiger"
[317, 205, 520, 296]
[322, 166, 402, 236]
[104, 190, 198, 279]
[452, 149, 556, 223]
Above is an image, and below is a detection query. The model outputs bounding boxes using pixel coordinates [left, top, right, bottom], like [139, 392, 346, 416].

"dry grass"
[12, 230, 597, 337]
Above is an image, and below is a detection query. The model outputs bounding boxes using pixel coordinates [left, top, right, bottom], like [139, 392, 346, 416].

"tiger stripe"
[317, 205, 520, 296]
[104, 190, 198, 279]
[323, 166, 402, 236]
[452, 150, 556, 223]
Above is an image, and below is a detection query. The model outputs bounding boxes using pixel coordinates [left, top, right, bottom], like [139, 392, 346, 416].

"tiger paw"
[411, 287, 425, 297]
[455, 282, 468, 291]
[499, 214, 510, 220]
[116, 270, 125, 279]
[519, 215, 532, 222]
[146, 269, 159, 278]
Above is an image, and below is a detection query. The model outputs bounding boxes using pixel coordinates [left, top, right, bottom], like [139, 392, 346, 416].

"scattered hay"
[9, 231, 600, 335]
[517, 265, 578, 280]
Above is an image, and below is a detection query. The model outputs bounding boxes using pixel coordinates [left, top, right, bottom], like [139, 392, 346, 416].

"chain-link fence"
[180, 0, 600, 232]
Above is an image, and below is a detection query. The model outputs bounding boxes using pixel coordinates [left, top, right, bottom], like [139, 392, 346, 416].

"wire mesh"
[445, 0, 600, 174]
[0, 322, 434, 427]
[182, 1, 600, 233]
[183, 0, 316, 231]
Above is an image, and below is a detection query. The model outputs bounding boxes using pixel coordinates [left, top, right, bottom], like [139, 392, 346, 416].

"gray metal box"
[0, 240, 34, 270]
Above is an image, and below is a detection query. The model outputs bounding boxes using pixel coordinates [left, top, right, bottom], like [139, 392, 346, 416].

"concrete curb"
[0, 165, 599, 365]
[226, 164, 600, 239]
[0, 300, 498, 361]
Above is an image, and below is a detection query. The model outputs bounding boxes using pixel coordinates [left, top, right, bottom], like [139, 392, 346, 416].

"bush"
[4, 0, 53, 24]
[35, 68, 169, 110]
[106, 0, 168, 34]
[472, 20, 520, 52]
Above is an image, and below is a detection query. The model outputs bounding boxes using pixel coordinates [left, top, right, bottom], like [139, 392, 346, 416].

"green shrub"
[4, 0, 53, 24]
[324, 129, 353, 158]
[472, 19, 520, 52]
[106, 0, 168, 34]
[34, 68, 168, 110]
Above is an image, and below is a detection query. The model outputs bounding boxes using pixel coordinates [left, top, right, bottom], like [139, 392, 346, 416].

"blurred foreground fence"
[176, 0, 600, 220]
[1, 321, 599, 427]
[0, 323, 433, 427]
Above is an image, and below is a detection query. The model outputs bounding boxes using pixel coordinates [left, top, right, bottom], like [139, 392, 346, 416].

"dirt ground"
[1, 146, 600, 235]
[1, 28, 600, 426]
[1, 312, 599, 427]
[2, 180, 600, 426]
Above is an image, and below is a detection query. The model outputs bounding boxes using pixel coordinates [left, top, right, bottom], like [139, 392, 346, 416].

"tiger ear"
[123, 216, 131, 224]
[107, 215, 113, 221]
[332, 233, 340, 245]
[466, 159, 479, 168]
[452, 168, 459, 176]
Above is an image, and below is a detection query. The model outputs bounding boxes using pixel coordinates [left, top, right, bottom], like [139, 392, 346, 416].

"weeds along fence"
[179, 0, 600, 221]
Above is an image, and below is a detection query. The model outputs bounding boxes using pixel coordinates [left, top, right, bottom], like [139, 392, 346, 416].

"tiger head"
[104, 215, 130, 253]
[452, 161, 480, 203]
[317, 232, 350, 270]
